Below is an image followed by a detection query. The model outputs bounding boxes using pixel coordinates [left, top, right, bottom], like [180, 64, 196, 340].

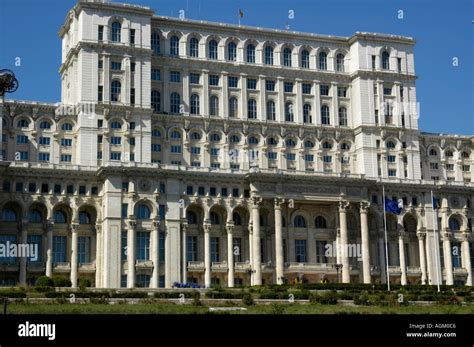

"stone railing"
[187, 261, 205, 270]
[211, 261, 228, 270]
[234, 261, 251, 271]
[407, 266, 421, 274]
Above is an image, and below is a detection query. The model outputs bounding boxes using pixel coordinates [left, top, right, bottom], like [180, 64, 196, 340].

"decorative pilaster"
[416, 230, 427, 285]
[95, 223, 102, 288]
[274, 197, 285, 285]
[151, 218, 160, 288]
[398, 230, 407, 285]
[70, 223, 79, 288]
[442, 230, 454, 285]
[203, 223, 212, 288]
[250, 196, 263, 285]
[46, 219, 54, 278]
[338, 200, 350, 283]
[461, 232, 472, 286]
[226, 222, 235, 288]
[359, 201, 371, 284]
[127, 218, 137, 288]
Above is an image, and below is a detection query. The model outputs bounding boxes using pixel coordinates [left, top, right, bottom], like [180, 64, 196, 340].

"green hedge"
[0, 290, 27, 298]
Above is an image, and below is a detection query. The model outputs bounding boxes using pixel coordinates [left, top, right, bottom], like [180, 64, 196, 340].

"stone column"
[339, 201, 350, 283]
[204, 223, 211, 288]
[70, 223, 79, 288]
[95, 224, 102, 288]
[226, 222, 235, 287]
[461, 232, 472, 286]
[442, 230, 454, 285]
[181, 222, 188, 283]
[359, 201, 371, 283]
[46, 219, 54, 278]
[251, 196, 263, 285]
[19, 219, 28, 286]
[274, 197, 285, 284]
[398, 230, 407, 285]
[127, 219, 136, 288]
[248, 221, 253, 285]
[417, 231, 427, 285]
[151, 219, 160, 288]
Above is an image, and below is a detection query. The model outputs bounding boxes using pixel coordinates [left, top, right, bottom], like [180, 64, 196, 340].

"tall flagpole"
[431, 190, 441, 292]
[382, 185, 391, 291]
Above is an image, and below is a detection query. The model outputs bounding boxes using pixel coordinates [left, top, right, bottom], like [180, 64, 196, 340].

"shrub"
[0, 290, 27, 298]
[242, 293, 254, 306]
[78, 278, 92, 289]
[52, 276, 72, 288]
[354, 294, 370, 305]
[270, 303, 285, 314]
[113, 291, 147, 298]
[310, 291, 338, 305]
[154, 292, 182, 298]
[35, 276, 54, 292]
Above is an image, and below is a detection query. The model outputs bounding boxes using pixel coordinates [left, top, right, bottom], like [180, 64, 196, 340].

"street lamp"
[335, 264, 343, 284]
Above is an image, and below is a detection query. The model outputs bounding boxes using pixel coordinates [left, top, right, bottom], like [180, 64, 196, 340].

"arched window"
[246, 44, 256, 63]
[61, 122, 73, 131]
[111, 80, 121, 102]
[301, 49, 310, 69]
[247, 99, 257, 119]
[227, 41, 237, 61]
[152, 129, 161, 137]
[189, 37, 199, 57]
[266, 101, 276, 121]
[209, 95, 219, 116]
[208, 40, 218, 60]
[429, 148, 438, 156]
[39, 121, 52, 129]
[264, 46, 274, 65]
[233, 212, 242, 225]
[17, 119, 29, 128]
[111, 21, 121, 42]
[322, 141, 332, 149]
[315, 216, 327, 228]
[386, 141, 396, 149]
[321, 105, 330, 125]
[79, 211, 91, 224]
[283, 47, 292, 67]
[294, 215, 306, 228]
[151, 90, 161, 112]
[336, 53, 345, 72]
[318, 51, 327, 70]
[187, 211, 198, 224]
[303, 104, 312, 123]
[248, 136, 259, 145]
[136, 204, 151, 219]
[382, 51, 390, 70]
[230, 134, 240, 143]
[229, 97, 238, 118]
[151, 32, 160, 54]
[170, 35, 180, 55]
[190, 132, 201, 140]
[170, 92, 181, 114]
[341, 142, 351, 150]
[338, 107, 348, 126]
[210, 133, 221, 142]
[190, 94, 200, 115]
[110, 121, 122, 129]
[445, 150, 454, 157]
[304, 140, 315, 148]
[285, 102, 294, 122]
[286, 138, 296, 148]
[449, 217, 460, 231]
[268, 137, 278, 146]
[54, 210, 67, 224]
[170, 130, 181, 139]
[2, 208, 17, 222]
[461, 151, 470, 159]
[29, 209, 43, 223]
[210, 211, 220, 225]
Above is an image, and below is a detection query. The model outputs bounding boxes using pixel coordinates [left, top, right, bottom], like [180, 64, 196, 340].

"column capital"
[250, 195, 263, 209]
[203, 223, 212, 233]
[127, 218, 137, 230]
[416, 231, 426, 240]
[339, 200, 350, 212]
[441, 230, 451, 241]
[398, 230, 406, 240]
[360, 201, 371, 213]
[153, 218, 161, 230]
[274, 197, 285, 209]
[461, 232, 471, 241]
[95, 223, 102, 233]
[226, 222, 235, 234]
[71, 223, 79, 233]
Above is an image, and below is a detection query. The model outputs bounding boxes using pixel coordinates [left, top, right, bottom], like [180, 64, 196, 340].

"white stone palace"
[0, 0, 472, 289]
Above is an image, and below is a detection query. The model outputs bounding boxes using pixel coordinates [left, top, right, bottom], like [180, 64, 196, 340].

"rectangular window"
[232, 188, 239, 197]
[198, 186, 205, 195]
[210, 148, 219, 156]
[39, 137, 50, 145]
[268, 152, 277, 160]
[66, 185, 74, 194]
[130, 88, 135, 105]
[186, 186, 193, 195]
[15, 182, 23, 192]
[211, 237, 220, 262]
[97, 151, 102, 160]
[78, 237, 91, 263]
[295, 240, 307, 263]
[316, 240, 327, 263]
[18, 151, 29, 161]
[186, 236, 197, 261]
[159, 204, 166, 220]
[221, 187, 228, 197]
[462, 165, 470, 172]
[98, 59, 103, 69]
[129, 137, 135, 146]
[209, 75, 219, 86]
[284, 82, 294, 93]
[430, 162, 439, 170]
[190, 73, 200, 84]
[159, 232, 165, 262]
[210, 162, 221, 169]
[371, 55, 376, 69]
[190, 147, 201, 155]
[27, 235, 42, 263]
[121, 203, 128, 218]
[228, 76, 238, 88]
[383, 87, 392, 95]
[98, 86, 103, 102]
[111, 61, 122, 70]
[170, 71, 181, 82]
[388, 169, 397, 177]
[320, 85, 329, 96]
[110, 152, 121, 161]
[233, 238, 242, 262]
[52, 236, 67, 263]
[61, 138, 72, 147]
[60, 154, 72, 162]
[247, 78, 257, 90]
[210, 187, 216, 196]
[159, 183, 166, 193]
[17, 135, 28, 144]
[171, 145, 182, 153]
[323, 155, 332, 163]
[302, 83, 312, 94]
[265, 80, 275, 91]
[387, 155, 396, 163]
[151, 144, 161, 152]
[337, 87, 347, 98]
[129, 29, 135, 44]
[287, 153, 296, 161]
[98, 25, 104, 41]
[191, 162, 201, 167]
[151, 69, 161, 81]
[38, 152, 50, 162]
[28, 183, 36, 193]
[0, 235, 16, 263]
[121, 231, 127, 261]
[397, 58, 402, 72]
[446, 164, 454, 171]
[305, 154, 314, 162]
[110, 137, 121, 145]
[136, 232, 150, 261]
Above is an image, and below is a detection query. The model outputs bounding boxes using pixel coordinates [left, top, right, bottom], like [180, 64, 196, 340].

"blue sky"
[0, 0, 472, 135]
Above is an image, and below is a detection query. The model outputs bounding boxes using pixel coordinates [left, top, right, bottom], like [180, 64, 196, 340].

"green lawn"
[6, 302, 474, 314]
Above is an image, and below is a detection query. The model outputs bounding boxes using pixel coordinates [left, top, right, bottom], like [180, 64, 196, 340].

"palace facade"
[0, 0, 472, 288]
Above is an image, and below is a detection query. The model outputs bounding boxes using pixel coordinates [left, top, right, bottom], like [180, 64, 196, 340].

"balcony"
[286, 262, 336, 272]
[211, 262, 228, 272]
[187, 261, 204, 271]
[235, 261, 251, 271]
[388, 266, 401, 275]
[407, 266, 421, 275]
[53, 262, 71, 272]
[78, 263, 96, 273]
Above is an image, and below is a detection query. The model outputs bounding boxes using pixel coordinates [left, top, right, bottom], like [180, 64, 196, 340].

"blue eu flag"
[385, 198, 402, 215]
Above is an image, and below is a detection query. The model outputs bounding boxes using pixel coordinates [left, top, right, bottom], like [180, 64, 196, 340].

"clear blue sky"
[0, 0, 472, 135]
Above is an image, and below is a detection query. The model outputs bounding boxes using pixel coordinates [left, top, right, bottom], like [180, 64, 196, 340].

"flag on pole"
[239, 9, 244, 18]
[384, 197, 403, 215]
[432, 196, 439, 210]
